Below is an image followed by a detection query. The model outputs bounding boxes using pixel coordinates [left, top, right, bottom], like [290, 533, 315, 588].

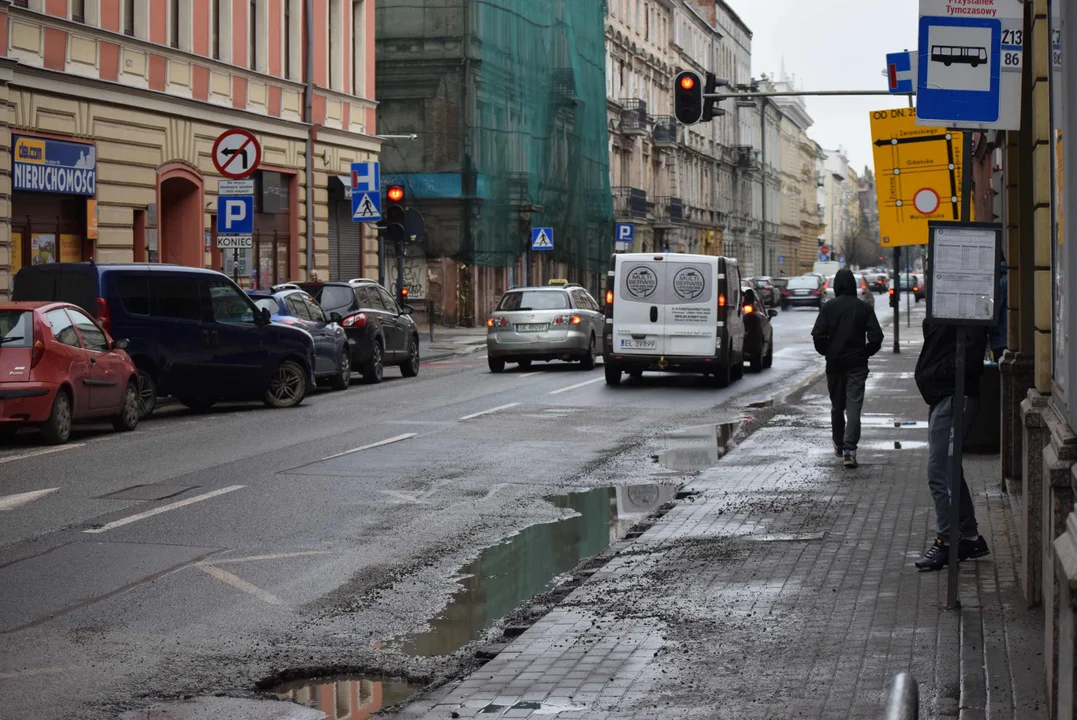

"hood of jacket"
[833, 268, 857, 297]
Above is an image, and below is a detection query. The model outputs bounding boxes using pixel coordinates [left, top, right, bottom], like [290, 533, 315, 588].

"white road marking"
[0, 444, 84, 465]
[206, 551, 332, 566]
[83, 485, 246, 534]
[516, 371, 546, 378]
[0, 488, 59, 511]
[0, 667, 66, 680]
[548, 377, 605, 395]
[196, 564, 283, 605]
[459, 403, 519, 421]
[321, 433, 417, 460]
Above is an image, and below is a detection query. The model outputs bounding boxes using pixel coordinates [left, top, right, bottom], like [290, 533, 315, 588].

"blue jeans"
[927, 395, 980, 538]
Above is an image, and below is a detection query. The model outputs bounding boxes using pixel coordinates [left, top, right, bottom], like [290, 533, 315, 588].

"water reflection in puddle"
[396, 484, 676, 657]
[654, 422, 739, 472]
[863, 440, 929, 450]
[274, 675, 419, 716]
[861, 415, 929, 429]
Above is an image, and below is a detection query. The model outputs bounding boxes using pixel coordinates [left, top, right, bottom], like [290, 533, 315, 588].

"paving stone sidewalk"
[397, 330, 1045, 719]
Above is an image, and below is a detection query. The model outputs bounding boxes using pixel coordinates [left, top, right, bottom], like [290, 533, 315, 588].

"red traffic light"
[680, 76, 696, 90]
[387, 185, 404, 203]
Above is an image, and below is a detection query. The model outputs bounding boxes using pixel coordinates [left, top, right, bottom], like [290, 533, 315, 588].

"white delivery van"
[602, 253, 746, 387]
[813, 261, 842, 278]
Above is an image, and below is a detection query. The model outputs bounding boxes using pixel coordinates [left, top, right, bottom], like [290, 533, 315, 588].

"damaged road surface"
[0, 311, 833, 719]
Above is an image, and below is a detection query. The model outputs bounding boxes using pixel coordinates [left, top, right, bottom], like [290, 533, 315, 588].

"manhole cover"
[97, 484, 199, 501]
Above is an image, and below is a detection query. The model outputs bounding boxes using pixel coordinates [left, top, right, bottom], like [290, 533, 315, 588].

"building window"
[72, 0, 86, 23]
[13, 0, 28, 7]
[250, 0, 257, 69]
[170, 0, 180, 48]
[329, 0, 339, 88]
[284, 0, 292, 78]
[124, 0, 135, 36]
[352, 0, 365, 94]
[212, 0, 220, 59]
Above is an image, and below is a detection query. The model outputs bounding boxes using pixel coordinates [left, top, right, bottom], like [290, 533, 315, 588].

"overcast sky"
[732, 0, 920, 172]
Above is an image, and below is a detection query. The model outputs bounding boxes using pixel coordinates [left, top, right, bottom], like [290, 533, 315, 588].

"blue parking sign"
[615, 223, 634, 251]
[217, 196, 254, 234]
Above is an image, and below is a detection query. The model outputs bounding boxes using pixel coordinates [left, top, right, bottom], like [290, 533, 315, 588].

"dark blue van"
[13, 263, 316, 416]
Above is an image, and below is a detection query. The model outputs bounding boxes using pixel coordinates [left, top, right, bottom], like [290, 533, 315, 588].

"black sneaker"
[958, 535, 990, 561]
[843, 450, 858, 469]
[915, 538, 949, 571]
[834, 444, 843, 458]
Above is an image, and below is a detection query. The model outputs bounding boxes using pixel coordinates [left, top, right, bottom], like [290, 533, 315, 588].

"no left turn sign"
[212, 129, 262, 179]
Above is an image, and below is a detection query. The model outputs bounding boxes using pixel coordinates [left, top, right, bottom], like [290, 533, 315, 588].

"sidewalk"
[398, 323, 1045, 719]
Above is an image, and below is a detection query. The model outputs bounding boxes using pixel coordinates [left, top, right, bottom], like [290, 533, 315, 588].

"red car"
[0, 302, 140, 444]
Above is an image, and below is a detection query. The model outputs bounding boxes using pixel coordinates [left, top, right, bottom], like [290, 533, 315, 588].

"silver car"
[486, 285, 604, 372]
[823, 272, 875, 307]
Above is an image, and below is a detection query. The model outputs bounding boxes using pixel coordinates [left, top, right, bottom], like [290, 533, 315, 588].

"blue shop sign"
[13, 135, 96, 196]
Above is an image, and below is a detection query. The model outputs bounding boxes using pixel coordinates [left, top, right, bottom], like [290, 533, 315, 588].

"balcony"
[654, 196, 684, 228]
[619, 99, 649, 136]
[552, 68, 578, 106]
[612, 187, 648, 220]
[734, 145, 759, 170]
[652, 116, 678, 148]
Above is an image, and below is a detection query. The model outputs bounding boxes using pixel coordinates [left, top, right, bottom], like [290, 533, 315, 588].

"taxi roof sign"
[869, 106, 971, 248]
[548, 278, 568, 285]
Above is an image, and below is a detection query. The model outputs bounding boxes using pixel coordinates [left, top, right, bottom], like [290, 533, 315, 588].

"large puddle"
[395, 483, 677, 657]
[274, 675, 420, 716]
[654, 421, 740, 472]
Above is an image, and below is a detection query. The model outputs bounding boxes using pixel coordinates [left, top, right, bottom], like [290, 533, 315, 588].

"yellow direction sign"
[870, 107, 970, 248]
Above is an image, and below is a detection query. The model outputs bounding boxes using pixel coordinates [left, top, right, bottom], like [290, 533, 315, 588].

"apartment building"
[1, 0, 382, 296]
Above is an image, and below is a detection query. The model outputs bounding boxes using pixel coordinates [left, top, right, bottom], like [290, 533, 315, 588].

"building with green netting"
[375, 0, 614, 326]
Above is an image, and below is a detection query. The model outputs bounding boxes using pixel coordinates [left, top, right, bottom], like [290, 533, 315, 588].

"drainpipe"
[304, 0, 315, 279]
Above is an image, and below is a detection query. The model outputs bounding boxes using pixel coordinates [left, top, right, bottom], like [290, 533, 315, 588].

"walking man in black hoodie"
[812, 269, 884, 469]
[913, 321, 991, 570]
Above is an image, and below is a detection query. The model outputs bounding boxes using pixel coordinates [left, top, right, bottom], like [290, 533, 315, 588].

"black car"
[746, 277, 777, 308]
[781, 275, 825, 309]
[898, 272, 926, 302]
[741, 288, 775, 373]
[13, 263, 317, 414]
[298, 279, 419, 384]
[248, 288, 352, 390]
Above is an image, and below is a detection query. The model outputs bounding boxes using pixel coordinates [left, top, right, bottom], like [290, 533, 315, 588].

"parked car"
[247, 288, 352, 390]
[770, 276, 789, 297]
[486, 284, 604, 372]
[0, 302, 140, 444]
[298, 279, 420, 384]
[897, 272, 926, 302]
[745, 277, 778, 308]
[823, 272, 876, 307]
[603, 253, 746, 387]
[741, 289, 775, 373]
[13, 263, 316, 415]
[863, 271, 889, 293]
[781, 275, 825, 309]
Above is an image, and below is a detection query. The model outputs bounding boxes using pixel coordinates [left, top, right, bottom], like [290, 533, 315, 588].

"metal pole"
[377, 228, 386, 287]
[704, 89, 909, 99]
[396, 239, 405, 304]
[760, 97, 767, 277]
[893, 246, 901, 353]
[233, 249, 239, 284]
[303, 0, 315, 281]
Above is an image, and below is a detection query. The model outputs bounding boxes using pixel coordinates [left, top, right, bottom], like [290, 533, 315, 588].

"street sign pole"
[233, 249, 239, 284]
[894, 246, 901, 354]
[397, 237, 405, 307]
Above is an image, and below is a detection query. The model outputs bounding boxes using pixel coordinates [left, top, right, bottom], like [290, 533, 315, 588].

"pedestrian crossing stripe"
[353, 193, 380, 220]
[532, 228, 553, 250]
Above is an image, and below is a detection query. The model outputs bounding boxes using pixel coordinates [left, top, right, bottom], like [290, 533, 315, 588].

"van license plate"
[515, 323, 548, 332]
[621, 339, 656, 349]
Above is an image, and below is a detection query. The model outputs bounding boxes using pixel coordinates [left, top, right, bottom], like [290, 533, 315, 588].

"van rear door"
[663, 257, 718, 357]
[613, 255, 666, 355]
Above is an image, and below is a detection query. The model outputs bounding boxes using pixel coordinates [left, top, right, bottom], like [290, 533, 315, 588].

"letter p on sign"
[216, 196, 254, 235]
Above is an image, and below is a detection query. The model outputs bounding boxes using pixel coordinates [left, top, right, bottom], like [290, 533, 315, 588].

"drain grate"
[97, 484, 199, 501]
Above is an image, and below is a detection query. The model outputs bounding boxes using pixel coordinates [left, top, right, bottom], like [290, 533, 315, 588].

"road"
[0, 304, 886, 719]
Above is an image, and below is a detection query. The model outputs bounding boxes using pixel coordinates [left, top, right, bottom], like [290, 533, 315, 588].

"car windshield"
[497, 290, 570, 311]
[786, 277, 819, 289]
[0, 310, 31, 347]
[251, 297, 281, 314]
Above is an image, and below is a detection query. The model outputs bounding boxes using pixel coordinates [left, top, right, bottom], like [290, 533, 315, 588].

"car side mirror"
[112, 338, 129, 350]
[329, 311, 343, 325]
[258, 307, 271, 326]
[768, 309, 778, 319]
[400, 304, 414, 316]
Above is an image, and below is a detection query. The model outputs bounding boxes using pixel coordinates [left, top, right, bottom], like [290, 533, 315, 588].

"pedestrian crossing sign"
[531, 227, 554, 251]
[352, 191, 381, 221]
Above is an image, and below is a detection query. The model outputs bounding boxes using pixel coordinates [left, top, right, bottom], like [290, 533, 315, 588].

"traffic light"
[702, 72, 728, 121]
[385, 185, 406, 245]
[889, 288, 898, 308]
[674, 71, 703, 125]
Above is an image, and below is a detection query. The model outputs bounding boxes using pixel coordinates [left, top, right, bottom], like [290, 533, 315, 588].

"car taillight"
[488, 317, 509, 328]
[606, 290, 613, 305]
[30, 341, 45, 369]
[812, 288, 822, 296]
[782, 289, 792, 296]
[343, 312, 367, 328]
[744, 304, 754, 314]
[913, 285, 920, 292]
[718, 294, 726, 308]
[95, 298, 111, 333]
[553, 315, 580, 325]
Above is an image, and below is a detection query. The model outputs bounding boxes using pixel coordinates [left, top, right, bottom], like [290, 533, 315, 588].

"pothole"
[393, 483, 677, 657]
[652, 421, 740, 472]
[272, 675, 420, 715]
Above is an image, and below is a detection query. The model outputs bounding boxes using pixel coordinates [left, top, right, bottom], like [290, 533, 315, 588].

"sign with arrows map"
[869, 107, 971, 248]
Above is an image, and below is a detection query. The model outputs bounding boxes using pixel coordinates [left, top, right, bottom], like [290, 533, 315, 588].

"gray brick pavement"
[396, 332, 1044, 719]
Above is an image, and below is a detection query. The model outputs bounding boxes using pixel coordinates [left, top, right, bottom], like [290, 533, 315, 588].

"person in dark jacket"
[811, 269, 884, 469]
[913, 321, 991, 570]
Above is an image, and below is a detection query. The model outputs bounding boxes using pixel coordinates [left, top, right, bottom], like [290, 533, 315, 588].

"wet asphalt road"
[0, 305, 868, 719]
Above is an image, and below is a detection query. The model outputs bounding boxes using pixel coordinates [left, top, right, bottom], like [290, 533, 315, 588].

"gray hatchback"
[486, 285, 604, 372]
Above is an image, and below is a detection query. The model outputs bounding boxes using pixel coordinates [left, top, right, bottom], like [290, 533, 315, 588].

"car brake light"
[30, 340, 45, 369]
[812, 288, 822, 296]
[570, 315, 582, 325]
[606, 290, 613, 305]
[343, 312, 367, 328]
[913, 286, 920, 292]
[782, 289, 792, 296]
[95, 298, 111, 333]
[744, 304, 754, 314]
[718, 294, 726, 307]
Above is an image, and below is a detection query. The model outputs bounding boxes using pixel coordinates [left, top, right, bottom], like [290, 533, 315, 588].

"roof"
[16, 262, 224, 276]
[0, 301, 71, 311]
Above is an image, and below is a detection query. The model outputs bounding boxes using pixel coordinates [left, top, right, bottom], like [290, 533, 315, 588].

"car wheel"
[362, 340, 385, 384]
[40, 389, 72, 445]
[580, 335, 596, 371]
[749, 346, 763, 373]
[400, 336, 420, 378]
[732, 355, 744, 380]
[136, 368, 157, 419]
[517, 359, 532, 370]
[263, 360, 308, 408]
[604, 363, 622, 386]
[179, 396, 217, 412]
[763, 340, 774, 369]
[330, 349, 352, 390]
[488, 357, 506, 373]
[712, 363, 731, 388]
[111, 381, 141, 432]
[0, 425, 17, 443]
